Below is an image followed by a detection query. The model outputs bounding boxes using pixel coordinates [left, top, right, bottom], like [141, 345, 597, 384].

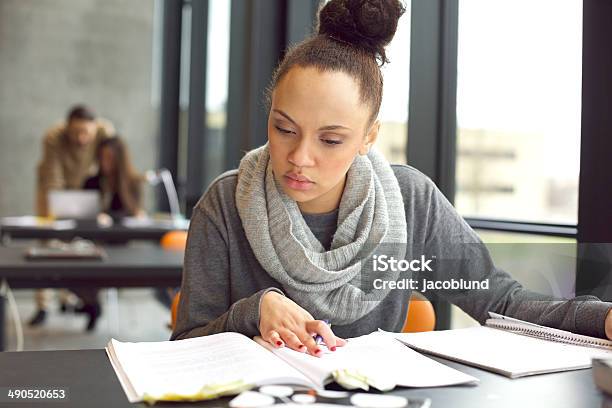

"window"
[455, 0, 582, 224]
[204, 0, 231, 186]
[452, 229, 577, 329]
[377, 2, 411, 165]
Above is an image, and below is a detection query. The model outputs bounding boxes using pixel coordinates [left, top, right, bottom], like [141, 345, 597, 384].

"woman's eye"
[322, 139, 342, 146]
[274, 125, 294, 135]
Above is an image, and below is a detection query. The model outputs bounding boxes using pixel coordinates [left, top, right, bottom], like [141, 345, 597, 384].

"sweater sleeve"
[170, 204, 282, 340]
[421, 183, 612, 339]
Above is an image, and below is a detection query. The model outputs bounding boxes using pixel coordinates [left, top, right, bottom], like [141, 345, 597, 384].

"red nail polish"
[276, 341, 283, 346]
[315, 348, 321, 354]
[299, 344, 306, 351]
[330, 346, 337, 351]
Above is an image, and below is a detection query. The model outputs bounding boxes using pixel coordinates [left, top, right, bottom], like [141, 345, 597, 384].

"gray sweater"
[171, 165, 612, 340]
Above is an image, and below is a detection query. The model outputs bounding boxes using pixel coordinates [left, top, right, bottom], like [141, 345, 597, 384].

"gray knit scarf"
[235, 143, 407, 324]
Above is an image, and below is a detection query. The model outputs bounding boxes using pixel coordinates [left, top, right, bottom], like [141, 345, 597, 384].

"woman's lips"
[284, 174, 315, 191]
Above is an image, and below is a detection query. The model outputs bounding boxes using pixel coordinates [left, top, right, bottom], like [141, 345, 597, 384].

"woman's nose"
[288, 139, 315, 167]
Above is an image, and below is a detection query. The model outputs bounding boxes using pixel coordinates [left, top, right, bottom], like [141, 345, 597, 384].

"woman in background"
[77, 136, 144, 331]
[84, 136, 144, 222]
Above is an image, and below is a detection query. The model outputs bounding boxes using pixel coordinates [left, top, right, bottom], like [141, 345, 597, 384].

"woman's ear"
[360, 120, 381, 155]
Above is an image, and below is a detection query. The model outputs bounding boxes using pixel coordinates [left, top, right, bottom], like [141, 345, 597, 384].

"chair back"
[160, 230, 187, 251]
[402, 292, 436, 332]
[170, 291, 181, 331]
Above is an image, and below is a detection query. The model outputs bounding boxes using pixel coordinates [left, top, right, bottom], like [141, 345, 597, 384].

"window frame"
[407, 0, 459, 329]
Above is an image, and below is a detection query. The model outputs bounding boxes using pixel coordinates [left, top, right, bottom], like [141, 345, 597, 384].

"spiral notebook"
[389, 312, 612, 378]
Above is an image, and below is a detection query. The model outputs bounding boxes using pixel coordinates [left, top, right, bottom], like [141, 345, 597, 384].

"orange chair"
[162, 231, 186, 331]
[160, 230, 188, 251]
[402, 292, 436, 332]
[171, 291, 181, 331]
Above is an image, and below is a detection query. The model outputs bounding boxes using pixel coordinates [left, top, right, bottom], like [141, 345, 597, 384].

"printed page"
[392, 326, 612, 378]
[256, 332, 478, 389]
[108, 332, 314, 402]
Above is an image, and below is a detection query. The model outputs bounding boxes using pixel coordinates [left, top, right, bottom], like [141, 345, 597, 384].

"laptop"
[48, 190, 101, 219]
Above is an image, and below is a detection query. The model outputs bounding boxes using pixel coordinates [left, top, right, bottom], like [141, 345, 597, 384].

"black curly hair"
[268, 0, 405, 126]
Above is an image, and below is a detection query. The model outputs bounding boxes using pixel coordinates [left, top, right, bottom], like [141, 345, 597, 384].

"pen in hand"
[313, 319, 331, 350]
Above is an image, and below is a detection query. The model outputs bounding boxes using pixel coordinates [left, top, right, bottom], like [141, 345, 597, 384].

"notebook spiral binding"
[487, 320, 612, 352]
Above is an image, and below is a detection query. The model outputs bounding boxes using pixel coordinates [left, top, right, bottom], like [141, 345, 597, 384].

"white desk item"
[229, 391, 275, 408]
[291, 393, 316, 404]
[48, 190, 100, 219]
[350, 393, 408, 408]
[1, 216, 76, 230]
[259, 385, 294, 398]
[315, 390, 349, 399]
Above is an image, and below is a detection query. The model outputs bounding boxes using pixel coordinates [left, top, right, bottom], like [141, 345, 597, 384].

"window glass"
[204, 0, 231, 186]
[452, 229, 577, 329]
[455, 0, 582, 224]
[377, 1, 411, 164]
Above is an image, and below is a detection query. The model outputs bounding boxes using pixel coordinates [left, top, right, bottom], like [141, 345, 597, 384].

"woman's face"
[99, 146, 116, 176]
[268, 66, 379, 214]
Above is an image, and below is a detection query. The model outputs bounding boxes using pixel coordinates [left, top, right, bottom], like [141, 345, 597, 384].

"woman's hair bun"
[318, 0, 405, 64]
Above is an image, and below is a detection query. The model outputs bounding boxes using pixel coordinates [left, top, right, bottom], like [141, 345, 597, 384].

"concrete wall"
[0, 0, 160, 216]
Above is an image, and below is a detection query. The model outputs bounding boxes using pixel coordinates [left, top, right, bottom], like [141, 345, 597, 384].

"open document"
[106, 332, 478, 403]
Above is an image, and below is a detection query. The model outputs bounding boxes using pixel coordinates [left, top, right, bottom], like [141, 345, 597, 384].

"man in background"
[30, 105, 114, 327]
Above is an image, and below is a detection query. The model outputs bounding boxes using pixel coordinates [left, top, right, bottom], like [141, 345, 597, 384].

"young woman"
[77, 136, 144, 331]
[84, 136, 144, 221]
[172, 0, 612, 355]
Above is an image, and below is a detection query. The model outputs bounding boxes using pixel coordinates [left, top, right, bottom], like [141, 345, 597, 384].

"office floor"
[4, 289, 171, 351]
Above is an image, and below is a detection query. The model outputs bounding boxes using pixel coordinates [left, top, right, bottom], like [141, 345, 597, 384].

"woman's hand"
[605, 310, 612, 340]
[259, 291, 347, 357]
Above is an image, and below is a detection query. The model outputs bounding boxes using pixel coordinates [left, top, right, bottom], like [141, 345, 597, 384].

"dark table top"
[0, 244, 183, 288]
[0, 218, 188, 242]
[0, 348, 607, 408]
